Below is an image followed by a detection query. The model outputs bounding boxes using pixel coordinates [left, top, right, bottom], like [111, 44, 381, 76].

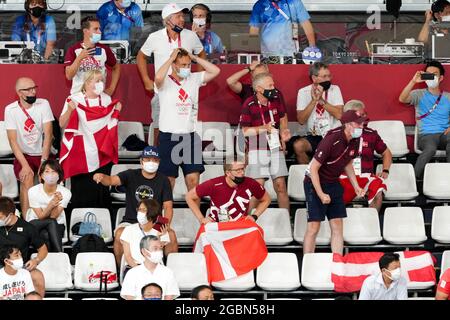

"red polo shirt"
[437, 268, 450, 299]
[360, 127, 388, 174]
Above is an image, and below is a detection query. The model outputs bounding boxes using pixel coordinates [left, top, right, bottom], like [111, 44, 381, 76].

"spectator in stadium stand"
[24, 291, 43, 300]
[4, 77, 54, 215]
[303, 110, 366, 255]
[0, 245, 36, 300]
[191, 284, 215, 300]
[287, 62, 344, 165]
[141, 282, 163, 300]
[239, 72, 291, 210]
[339, 100, 392, 212]
[185, 159, 271, 224]
[96, 0, 144, 41]
[189, 3, 224, 56]
[0, 197, 47, 298]
[399, 60, 450, 180]
[435, 267, 450, 300]
[93, 146, 173, 266]
[418, 0, 450, 44]
[64, 16, 121, 95]
[249, 0, 316, 57]
[120, 199, 178, 276]
[11, 0, 56, 60]
[59, 69, 122, 209]
[136, 2, 206, 146]
[359, 253, 408, 300]
[120, 235, 180, 300]
[26, 160, 72, 253]
[154, 48, 220, 194]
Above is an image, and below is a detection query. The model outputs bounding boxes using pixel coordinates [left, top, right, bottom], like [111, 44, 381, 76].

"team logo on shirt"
[318, 151, 323, 158]
[135, 185, 154, 201]
[178, 88, 189, 103]
[24, 118, 35, 133]
[349, 150, 355, 156]
[363, 141, 369, 148]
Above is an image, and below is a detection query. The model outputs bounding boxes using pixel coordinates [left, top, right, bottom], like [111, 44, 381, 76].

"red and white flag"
[193, 219, 267, 283]
[331, 251, 436, 293]
[60, 100, 120, 179]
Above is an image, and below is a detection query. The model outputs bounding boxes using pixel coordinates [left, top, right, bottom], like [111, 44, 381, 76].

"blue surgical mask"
[90, 33, 102, 44]
[177, 67, 191, 79]
[0, 214, 11, 227]
[121, 0, 132, 8]
[144, 297, 162, 300]
[352, 127, 362, 139]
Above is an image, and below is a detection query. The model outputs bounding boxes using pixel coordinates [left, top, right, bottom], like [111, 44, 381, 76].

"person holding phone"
[64, 16, 121, 95]
[287, 62, 344, 165]
[399, 60, 450, 179]
[189, 4, 224, 56]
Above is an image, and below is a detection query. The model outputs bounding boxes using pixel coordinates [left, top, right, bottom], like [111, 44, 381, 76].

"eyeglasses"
[19, 86, 38, 92]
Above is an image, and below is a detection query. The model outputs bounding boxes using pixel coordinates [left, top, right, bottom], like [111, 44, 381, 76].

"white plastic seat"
[61, 211, 68, 244]
[176, 297, 193, 300]
[171, 208, 201, 245]
[256, 208, 293, 245]
[375, 163, 418, 201]
[383, 207, 427, 245]
[293, 209, 331, 245]
[343, 208, 382, 245]
[173, 168, 188, 201]
[301, 253, 334, 291]
[31, 252, 73, 291]
[166, 253, 208, 290]
[414, 126, 446, 157]
[74, 252, 119, 291]
[0, 122, 13, 157]
[118, 121, 145, 158]
[115, 207, 126, 229]
[367, 120, 409, 158]
[198, 121, 234, 164]
[69, 208, 113, 243]
[264, 179, 277, 201]
[395, 251, 435, 290]
[266, 298, 301, 300]
[82, 298, 119, 300]
[256, 253, 301, 291]
[441, 251, 450, 274]
[287, 165, 308, 201]
[212, 271, 255, 291]
[221, 298, 256, 300]
[200, 165, 224, 184]
[0, 164, 18, 199]
[43, 297, 73, 300]
[431, 206, 450, 244]
[423, 163, 450, 200]
[110, 164, 141, 201]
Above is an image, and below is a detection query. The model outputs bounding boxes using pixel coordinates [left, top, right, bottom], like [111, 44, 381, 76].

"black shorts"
[286, 135, 323, 158]
[304, 179, 347, 222]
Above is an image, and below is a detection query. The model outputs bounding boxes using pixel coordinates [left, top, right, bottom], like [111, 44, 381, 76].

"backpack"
[70, 234, 109, 264]
[122, 134, 147, 151]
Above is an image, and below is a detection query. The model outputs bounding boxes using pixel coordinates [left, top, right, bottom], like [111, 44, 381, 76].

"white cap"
[161, 3, 188, 20]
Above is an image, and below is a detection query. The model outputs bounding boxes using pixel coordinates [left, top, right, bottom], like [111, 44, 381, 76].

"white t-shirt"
[27, 183, 72, 224]
[61, 92, 112, 116]
[120, 223, 170, 265]
[0, 268, 35, 300]
[120, 264, 180, 300]
[157, 72, 205, 134]
[296, 84, 344, 137]
[4, 99, 54, 156]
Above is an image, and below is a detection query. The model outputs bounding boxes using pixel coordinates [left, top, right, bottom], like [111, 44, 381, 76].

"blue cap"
[141, 146, 160, 159]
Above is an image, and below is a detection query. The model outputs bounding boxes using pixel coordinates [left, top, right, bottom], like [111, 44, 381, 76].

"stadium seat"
[343, 208, 382, 245]
[212, 271, 255, 291]
[408, 297, 436, 300]
[0, 164, 18, 199]
[256, 253, 301, 291]
[166, 253, 209, 290]
[375, 163, 418, 201]
[115, 207, 126, 229]
[170, 208, 201, 245]
[0, 121, 12, 157]
[441, 251, 450, 274]
[301, 253, 334, 291]
[367, 120, 409, 158]
[395, 251, 435, 290]
[414, 126, 446, 158]
[220, 298, 256, 300]
[431, 206, 450, 244]
[176, 298, 192, 300]
[256, 208, 293, 245]
[198, 121, 234, 164]
[61, 211, 68, 244]
[74, 252, 119, 291]
[31, 252, 73, 291]
[82, 298, 119, 300]
[423, 163, 450, 200]
[173, 168, 188, 201]
[383, 207, 427, 245]
[293, 209, 331, 245]
[110, 164, 141, 201]
[118, 121, 146, 158]
[200, 165, 224, 184]
[264, 179, 277, 201]
[266, 298, 302, 300]
[287, 165, 308, 201]
[69, 208, 113, 243]
[43, 297, 73, 300]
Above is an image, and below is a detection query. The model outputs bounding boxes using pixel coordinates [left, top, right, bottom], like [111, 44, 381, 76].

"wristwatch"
[251, 214, 259, 221]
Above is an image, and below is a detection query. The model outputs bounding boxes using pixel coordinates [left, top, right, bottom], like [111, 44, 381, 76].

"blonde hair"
[81, 69, 104, 93]
[344, 99, 366, 112]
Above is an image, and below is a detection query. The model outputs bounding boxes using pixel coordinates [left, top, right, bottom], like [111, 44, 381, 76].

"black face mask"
[262, 89, 277, 101]
[171, 24, 183, 33]
[30, 7, 45, 18]
[232, 175, 245, 185]
[318, 81, 331, 91]
[24, 95, 37, 104]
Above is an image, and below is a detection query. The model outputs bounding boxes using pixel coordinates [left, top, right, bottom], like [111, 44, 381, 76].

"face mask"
[120, 0, 132, 8]
[144, 297, 162, 300]
[90, 33, 102, 44]
[193, 18, 207, 27]
[425, 77, 439, 89]
[43, 173, 59, 185]
[318, 81, 331, 91]
[143, 161, 159, 173]
[24, 95, 37, 104]
[262, 88, 277, 100]
[232, 175, 245, 185]
[442, 15, 450, 22]
[30, 7, 45, 18]
[351, 127, 362, 139]
[177, 67, 191, 79]
[7, 258, 24, 271]
[170, 21, 183, 33]
[145, 249, 164, 264]
[386, 268, 401, 281]
[137, 211, 148, 225]
[94, 81, 104, 95]
[0, 214, 12, 227]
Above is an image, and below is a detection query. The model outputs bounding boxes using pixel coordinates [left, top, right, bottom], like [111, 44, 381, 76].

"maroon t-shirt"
[196, 176, 266, 221]
[360, 127, 388, 174]
[309, 127, 360, 183]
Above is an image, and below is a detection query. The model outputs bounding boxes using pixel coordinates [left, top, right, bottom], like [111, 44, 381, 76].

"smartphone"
[421, 73, 435, 80]
[90, 47, 102, 56]
[153, 216, 169, 232]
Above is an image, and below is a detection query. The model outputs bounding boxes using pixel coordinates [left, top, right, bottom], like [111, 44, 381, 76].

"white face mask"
[43, 173, 59, 185]
[94, 81, 105, 95]
[193, 18, 207, 27]
[143, 161, 159, 173]
[7, 258, 24, 270]
[137, 211, 148, 225]
[425, 76, 439, 89]
[145, 249, 164, 264]
[441, 15, 450, 22]
[0, 214, 12, 227]
[386, 268, 401, 281]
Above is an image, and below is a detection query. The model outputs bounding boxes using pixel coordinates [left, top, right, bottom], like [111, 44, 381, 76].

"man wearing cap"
[303, 110, 366, 255]
[136, 3, 206, 146]
[93, 146, 173, 265]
